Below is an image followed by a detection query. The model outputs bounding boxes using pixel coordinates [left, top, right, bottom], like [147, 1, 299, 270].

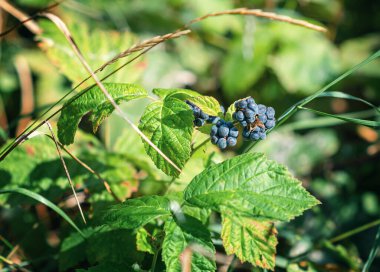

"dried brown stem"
[45, 121, 87, 224]
[0, 0, 41, 35]
[97, 30, 191, 72]
[187, 8, 327, 32]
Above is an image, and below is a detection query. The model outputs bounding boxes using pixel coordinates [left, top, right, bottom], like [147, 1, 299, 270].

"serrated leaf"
[153, 88, 221, 116]
[102, 195, 172, 229]
[184, 153, 320, 221]
[220, 207, 277, 270]
[162, 216, 216, 272]
[58, 83, 147, 145]
[138, 95, 193, 177]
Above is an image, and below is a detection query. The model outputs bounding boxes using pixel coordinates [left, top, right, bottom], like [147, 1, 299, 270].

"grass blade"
[0, 187, 84, 237]
[319, 91, 380, 113]
[363, 225, 380, 272]
[277, 49, 380, 126]
[298, 106, 380, 127]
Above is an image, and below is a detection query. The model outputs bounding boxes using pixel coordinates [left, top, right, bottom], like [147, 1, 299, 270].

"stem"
[329, 219, 380, 243]
[151, 248, 161, 272]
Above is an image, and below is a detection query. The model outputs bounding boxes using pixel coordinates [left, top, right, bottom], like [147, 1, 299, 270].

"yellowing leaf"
[221, 207, 277, 270]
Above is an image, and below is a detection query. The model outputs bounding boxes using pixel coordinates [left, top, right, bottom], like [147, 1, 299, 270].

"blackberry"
[232, 96, 276, 142]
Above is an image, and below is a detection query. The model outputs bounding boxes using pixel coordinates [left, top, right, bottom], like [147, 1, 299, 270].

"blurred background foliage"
[0, 0, 379, 271]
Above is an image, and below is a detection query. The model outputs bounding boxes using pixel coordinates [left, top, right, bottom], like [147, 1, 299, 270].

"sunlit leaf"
[57, 83, 147, 145]
[139, 94, 193, 177]
[102, 195, 172, 229]
[184, 153, 319, 221]
[221, 207, 278, 270]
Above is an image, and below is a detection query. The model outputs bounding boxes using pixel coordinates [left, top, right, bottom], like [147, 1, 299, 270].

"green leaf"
[38, 20, 145, 86]
[86, 227, 143, 266]
[162, 216, 216, 272]
[184, 153, 319, 221]
[58, 83, 147, 145]
[136, 227, 155, 255]
[59, 228, 96, 271]
[138, 94, 193, 177]
[298, 106, 380, 128]
[0, 187, 84, 237]
[102, 195, 172, 229]
[220, 207, 278, 270]
[153, 88, 221, 116]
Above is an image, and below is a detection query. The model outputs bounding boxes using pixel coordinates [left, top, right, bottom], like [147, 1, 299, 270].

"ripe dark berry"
[229, 127, 238, 137]
[217, 138, 227, 149]
[227, 137, 237, 147]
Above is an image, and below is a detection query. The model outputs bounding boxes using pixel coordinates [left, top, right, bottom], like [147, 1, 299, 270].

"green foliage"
[58, 83, 147, 145]
[220, 207, 278, 270]
[184, 153, 320, 221]
[2, 1, 380, 271]
[139, 92, 193, 177]
[162, 216, 216, 272]
[38, 20, 145, 86]
[102, 196, 172, 229]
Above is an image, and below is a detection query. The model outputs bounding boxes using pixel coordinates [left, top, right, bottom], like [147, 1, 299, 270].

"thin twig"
[0, 0, 62, 37]
[45, 121, 87, 224]
[0, 0, 41, 35]
[40, 12, 182, 174]
[43, 134, 122, 202]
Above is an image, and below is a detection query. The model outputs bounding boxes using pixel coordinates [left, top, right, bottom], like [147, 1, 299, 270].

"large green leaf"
[220, 207, 278, 270]
[184, 153, 319, 221]
[153, 88, 221, 116]
[102, 195, 172, 229]
[138, 94, 193, 177]
[58, 83, 147, 145]
[162, 216, 216, 272]
[38, 20, 145, 86]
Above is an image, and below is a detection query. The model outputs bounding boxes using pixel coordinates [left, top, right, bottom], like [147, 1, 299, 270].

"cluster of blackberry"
[233, 97, 275, 141]
[186, 97, 275, 150]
